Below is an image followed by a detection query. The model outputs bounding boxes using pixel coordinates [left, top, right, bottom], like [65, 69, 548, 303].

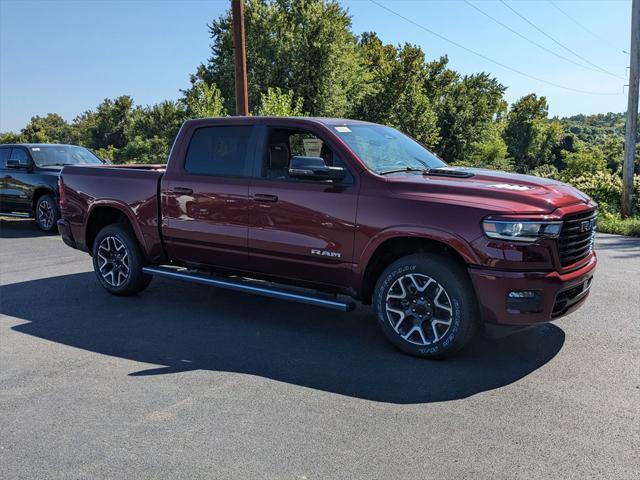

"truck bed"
[60, 164, 165, 259]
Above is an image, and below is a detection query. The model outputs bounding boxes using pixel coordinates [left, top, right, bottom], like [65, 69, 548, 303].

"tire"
[92, 224, 152, 296]
[35, 194, 59, 232]
[373, 253, 478, 359]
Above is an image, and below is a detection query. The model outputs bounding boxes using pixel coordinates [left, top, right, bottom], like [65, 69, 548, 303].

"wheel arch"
[357, 229, 478, 305]
[32, 186, 56, 212]
[84, 202, 148, 256]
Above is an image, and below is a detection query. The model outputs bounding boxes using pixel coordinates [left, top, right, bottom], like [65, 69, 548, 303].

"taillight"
[58, 176, 66, 206]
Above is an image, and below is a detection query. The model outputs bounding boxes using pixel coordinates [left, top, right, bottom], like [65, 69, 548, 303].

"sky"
[0, 0, 633, 133]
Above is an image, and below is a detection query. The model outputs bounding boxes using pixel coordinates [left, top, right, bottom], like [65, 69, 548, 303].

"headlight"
[482, 219, 562, 242]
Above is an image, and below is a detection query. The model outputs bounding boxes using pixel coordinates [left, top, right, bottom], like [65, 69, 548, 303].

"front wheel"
[373, 253, 478, 359]
[92, 224, 152, 296]
[35, 194, 59, 232]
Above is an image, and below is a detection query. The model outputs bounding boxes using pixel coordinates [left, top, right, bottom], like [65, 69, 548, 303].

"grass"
[597, 212, 640, 237]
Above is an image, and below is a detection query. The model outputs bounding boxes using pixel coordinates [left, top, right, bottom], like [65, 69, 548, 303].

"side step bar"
[0, 212, 31, 219]
[142, 266, 355, 312]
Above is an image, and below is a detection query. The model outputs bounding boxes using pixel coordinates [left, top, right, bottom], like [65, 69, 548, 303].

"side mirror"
[6, 159, 31, 170]
[289, 156, 346, 182]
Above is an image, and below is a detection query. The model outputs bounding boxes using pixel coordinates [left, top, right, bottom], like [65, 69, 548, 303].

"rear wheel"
[92, 224, 152, 296]
[35, 194, 59, 232]
[373, 253, 478, 359]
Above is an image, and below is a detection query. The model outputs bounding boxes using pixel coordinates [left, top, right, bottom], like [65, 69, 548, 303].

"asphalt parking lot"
[1, 217, 638, 479]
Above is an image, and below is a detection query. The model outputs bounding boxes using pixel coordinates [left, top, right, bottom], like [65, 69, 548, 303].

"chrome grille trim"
[558, 210, 597, 267]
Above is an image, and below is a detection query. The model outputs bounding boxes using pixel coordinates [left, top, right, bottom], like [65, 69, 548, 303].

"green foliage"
[454, 122, 514, 171]
[433, 73, 507, 163]
[20, 113, 73, 144]
[256, 87, 306, 116]
[115, 136, 169, 164]
[597, 211, 640, 237]
[191, 0, 367, 117]
[356, 35, 439, 147]
[560, 143, 608, 179]
[503, 93, 558, 172]
[0, 131, 24, 143]
[561, 172, 623, 212]
[182, 80, 227, 118]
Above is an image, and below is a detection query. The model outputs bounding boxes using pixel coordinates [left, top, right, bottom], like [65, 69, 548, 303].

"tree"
[460, 121, 514, 171]
[182, 80, 227, 118]
[20, 114, 73, 144]
[255, 87, 305, 116]
[433, 72, 507, 163]
[188, 0, 367, 117]
[129, 100, 187, 146]
[503, 93, 552, 172]
[76, 96, 135, 150]
[356, 34, 439, 147]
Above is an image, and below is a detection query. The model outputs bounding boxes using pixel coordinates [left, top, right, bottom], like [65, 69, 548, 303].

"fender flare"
[355, 225, 480, 286]
[84, 199, 149, 253]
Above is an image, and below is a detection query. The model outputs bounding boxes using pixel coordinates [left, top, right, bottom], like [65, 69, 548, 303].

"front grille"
[558, 209, 597, 267]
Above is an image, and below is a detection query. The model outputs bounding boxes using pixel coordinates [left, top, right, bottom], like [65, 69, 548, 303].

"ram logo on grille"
[580, 219, 595, 232]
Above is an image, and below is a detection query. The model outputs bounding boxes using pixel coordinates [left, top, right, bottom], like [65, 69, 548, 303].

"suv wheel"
[35, 194, 59, 232]
[373, 253, 478, 359]
[92, 224, 152, 296]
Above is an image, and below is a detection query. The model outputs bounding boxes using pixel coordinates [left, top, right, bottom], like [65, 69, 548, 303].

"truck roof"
[182, 116, 377, 128]
[0, 143, 83, 148]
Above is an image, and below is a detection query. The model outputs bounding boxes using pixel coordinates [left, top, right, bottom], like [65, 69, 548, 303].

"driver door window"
[10, 148, 30, 165]
[261, 129, 352, 183]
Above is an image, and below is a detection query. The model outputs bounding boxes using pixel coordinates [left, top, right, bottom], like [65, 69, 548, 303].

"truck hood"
[385, 167, 591, 214]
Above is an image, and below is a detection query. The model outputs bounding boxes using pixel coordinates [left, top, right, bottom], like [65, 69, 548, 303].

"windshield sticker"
[487, 183, 532, 191]
[31, 147, 40, 151]
[334, 126, 351, 133]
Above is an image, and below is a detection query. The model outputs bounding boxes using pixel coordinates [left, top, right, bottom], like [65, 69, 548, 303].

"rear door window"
[184, 126, 254, 177]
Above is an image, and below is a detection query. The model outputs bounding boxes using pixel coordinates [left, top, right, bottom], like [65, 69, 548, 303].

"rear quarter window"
[184, 126, 254, 177]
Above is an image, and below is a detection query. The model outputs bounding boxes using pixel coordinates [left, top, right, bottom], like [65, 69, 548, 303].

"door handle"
[171, 187, 193, 195]
[253, 193, 278, 203]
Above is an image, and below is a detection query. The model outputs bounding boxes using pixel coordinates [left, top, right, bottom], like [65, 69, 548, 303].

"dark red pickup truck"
[58, 117, 597, 358]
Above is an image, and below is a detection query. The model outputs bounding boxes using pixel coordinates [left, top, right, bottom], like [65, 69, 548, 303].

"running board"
[142, 266, 355, 312]
[0, 212, 31, 218]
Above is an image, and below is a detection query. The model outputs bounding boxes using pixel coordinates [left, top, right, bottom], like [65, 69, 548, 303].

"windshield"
[29, 145, 103, 167]
[331, 124, 446, 173]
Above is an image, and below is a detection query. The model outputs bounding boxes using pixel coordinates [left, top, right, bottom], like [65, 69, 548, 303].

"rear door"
[247, 125, 359, 287]
[160, 125, 258, 270]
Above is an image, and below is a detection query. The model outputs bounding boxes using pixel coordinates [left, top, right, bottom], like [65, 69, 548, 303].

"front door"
[161, 125, 257, 270]
[1, 147, 33, 213]
[248, 127, 359, 288]
[0, 147, 11, 212]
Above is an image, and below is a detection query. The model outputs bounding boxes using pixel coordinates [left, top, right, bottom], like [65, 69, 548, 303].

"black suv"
[0, 144, 104, 231]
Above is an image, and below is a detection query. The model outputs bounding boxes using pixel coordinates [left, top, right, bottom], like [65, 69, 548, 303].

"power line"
[548, 0, 629, 55]
[368, 0, 621, 96]
[464, 0, 622, 78]
[499, 0, 625, 79]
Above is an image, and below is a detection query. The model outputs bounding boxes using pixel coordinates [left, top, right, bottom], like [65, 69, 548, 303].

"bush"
[560, 171, 623, 213]
[597, 211, 640, 237]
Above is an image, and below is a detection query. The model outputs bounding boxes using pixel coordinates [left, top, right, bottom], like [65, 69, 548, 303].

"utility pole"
[231, 0, 249, 116]
[622, 0, 639, 218]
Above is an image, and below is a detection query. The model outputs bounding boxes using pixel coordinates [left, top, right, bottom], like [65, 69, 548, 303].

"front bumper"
[468, 253, 597, 326]
[57, 219, 77, 249]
